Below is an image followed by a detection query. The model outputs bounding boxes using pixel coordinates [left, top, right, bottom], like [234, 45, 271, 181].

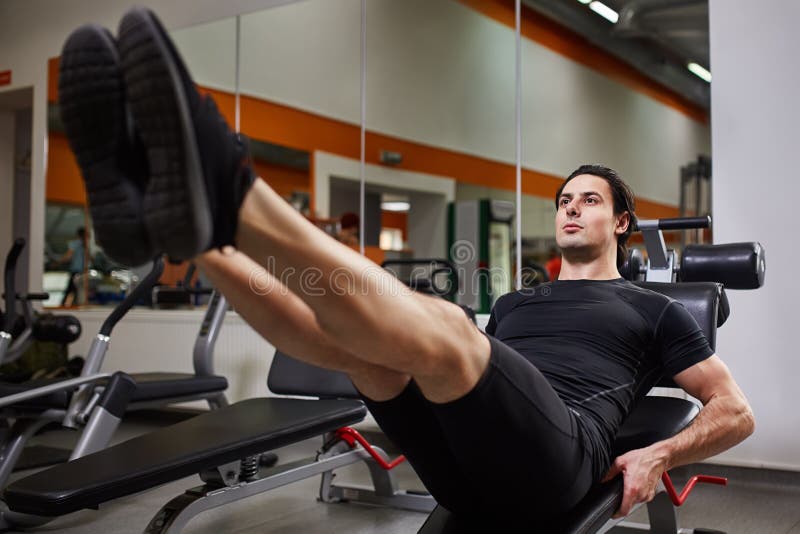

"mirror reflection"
[239, 0, 363, 257]
[364, 0, 517, 313]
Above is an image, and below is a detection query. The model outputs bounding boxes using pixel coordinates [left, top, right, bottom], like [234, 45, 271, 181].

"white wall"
[709, 0, 800, 470]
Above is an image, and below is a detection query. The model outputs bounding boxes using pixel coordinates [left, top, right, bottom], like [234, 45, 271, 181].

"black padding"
[98, 372, 137, 418]
[121, 372, 228, 402]
[268, 351, 359, 399]
[610, 396, 700, 458]
[4, 397, 366, 516]
[32, 314, 82, 343]
[619, 248, 644, 281]
[680, 242, 765, 289]
[418, 505, 465, 533]
[634, 282, 722, 349]
[0, 378, 73, 409]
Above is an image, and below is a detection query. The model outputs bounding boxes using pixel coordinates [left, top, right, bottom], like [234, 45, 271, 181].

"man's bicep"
[672, 355, 742, 405]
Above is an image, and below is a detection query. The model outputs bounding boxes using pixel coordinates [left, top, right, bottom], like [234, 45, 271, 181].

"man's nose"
[567, 201, 579, 216]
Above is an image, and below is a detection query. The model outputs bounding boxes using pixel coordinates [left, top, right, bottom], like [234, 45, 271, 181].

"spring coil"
[240, 455, 259, 481]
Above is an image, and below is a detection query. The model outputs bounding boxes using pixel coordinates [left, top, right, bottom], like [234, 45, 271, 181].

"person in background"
[337, 212, 360, 247]
[57, 227, 88, 306]
[545, 246, 562, 281]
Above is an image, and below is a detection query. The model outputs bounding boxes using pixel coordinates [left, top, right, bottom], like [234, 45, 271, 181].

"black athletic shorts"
[362, 334, 596, 529]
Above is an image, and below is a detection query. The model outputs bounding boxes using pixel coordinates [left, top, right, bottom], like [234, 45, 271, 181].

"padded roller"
[619, 248, 644, 281]
[680, 242, 765, 289]
[32, 314, 82, 344]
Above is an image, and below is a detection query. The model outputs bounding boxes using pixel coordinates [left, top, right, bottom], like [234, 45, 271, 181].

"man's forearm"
[648, 393, 755, 470]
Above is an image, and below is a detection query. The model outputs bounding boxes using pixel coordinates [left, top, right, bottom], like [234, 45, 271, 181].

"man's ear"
[615, 212, 631, 235]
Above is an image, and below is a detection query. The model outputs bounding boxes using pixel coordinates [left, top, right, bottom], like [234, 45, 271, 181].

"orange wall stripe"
[48, 58, 59, 103]
[46, 131, 86, 205]
[458, 0, 707, 124]
[239, 93, 361, 159]
[251, 160, 311, 202]
[381, 211, 409, 240]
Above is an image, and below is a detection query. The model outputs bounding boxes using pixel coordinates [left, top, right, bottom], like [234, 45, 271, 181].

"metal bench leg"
[319, 442, 436, 513]
[0, 411, 62, 488]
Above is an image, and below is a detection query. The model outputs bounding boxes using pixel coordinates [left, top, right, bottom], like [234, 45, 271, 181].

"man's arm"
[603, 354, 755, 518]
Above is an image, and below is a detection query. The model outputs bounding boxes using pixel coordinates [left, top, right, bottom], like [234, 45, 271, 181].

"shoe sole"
[118, 7, 212, 261]
[58, 25, 153, 267]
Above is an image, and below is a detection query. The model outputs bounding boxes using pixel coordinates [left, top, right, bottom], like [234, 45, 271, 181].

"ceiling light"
[577, 0, 592, 4]
[381, 201, 410, 212]
[589, 1, 619, 23]
[687, 62, 712, 83]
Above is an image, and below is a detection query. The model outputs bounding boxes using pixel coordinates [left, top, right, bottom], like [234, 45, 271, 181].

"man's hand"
[602, 445, 668, 519]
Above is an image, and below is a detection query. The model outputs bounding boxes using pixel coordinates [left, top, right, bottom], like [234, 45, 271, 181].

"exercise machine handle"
[638, 216, 711, 231]
[661, 471, 727, 506]
[99, 256, 165, 336]
[20, 292, 50, 301]
[3, 238, 26, 332]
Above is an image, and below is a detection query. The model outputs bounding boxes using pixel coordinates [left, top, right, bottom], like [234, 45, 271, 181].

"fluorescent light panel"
[687, 62, 712, 82]
[589, 1, 619, 23]
[381, 201, 410, 212]
[577, 0, 592, 4]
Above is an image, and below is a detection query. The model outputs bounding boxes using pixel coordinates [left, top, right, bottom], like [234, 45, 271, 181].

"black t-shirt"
[485, 278, 714, 477]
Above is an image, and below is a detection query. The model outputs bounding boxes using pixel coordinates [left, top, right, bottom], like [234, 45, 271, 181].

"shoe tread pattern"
[118, 13, 203, 260]
[58, 26, 152, 266]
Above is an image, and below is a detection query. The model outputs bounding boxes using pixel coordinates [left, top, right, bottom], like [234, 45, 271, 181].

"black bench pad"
[124, 372, 228, 402]
[418, 396, 699, 534]
[4, 397, 366, 516]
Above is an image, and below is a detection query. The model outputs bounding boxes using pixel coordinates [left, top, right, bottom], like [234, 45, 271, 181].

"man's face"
[555, 174, 628, 259]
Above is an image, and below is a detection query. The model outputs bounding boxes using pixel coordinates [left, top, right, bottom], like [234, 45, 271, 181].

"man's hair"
[77, 227, 86, 239]
[555, 164, 637, 268]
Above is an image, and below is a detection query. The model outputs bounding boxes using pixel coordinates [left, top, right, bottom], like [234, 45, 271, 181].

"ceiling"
[521, 0, 710, 110]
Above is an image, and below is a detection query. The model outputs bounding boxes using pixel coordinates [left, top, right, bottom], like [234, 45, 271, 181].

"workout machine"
[0, 246, 231, 500]
[420, 216, 765, 533]
[1, 239, 81, 370]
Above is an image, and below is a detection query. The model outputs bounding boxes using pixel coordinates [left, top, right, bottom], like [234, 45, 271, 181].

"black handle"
[99, 256, 165, 336]
[381, 259, 458, 298]
[21, 292, 50, 301]
[656, 216, 711, 231]
[3, 238, 26, 332]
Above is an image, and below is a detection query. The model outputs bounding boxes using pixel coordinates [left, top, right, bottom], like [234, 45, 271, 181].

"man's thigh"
[429, 335, 594, 518]
[365, 336, 594, 522]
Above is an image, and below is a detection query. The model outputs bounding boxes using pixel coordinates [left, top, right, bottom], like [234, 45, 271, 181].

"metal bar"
[69, 407, 122, 460]
[359, 0, 366, 257]
[325, 483, 435, 513]
[515, 0, 522, 290]
[192, 292, 227, 376]
[234, 15, 241, 133]
[0, 373, 110, 409]
[146, 450, 371, 533]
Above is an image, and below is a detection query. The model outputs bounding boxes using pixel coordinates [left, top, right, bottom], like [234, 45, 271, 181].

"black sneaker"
[58, 24, 153, 267]
[117, 6, 255, 262]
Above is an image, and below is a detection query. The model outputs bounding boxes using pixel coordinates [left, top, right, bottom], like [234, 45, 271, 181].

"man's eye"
[560, 198, 569, 206]
[585, 197, 597, 204]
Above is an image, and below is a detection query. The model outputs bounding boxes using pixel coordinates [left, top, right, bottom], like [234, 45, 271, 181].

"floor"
[7, 410, 800, 534]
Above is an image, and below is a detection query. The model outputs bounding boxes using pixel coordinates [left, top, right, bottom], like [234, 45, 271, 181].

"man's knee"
[411, 299, 491, 402]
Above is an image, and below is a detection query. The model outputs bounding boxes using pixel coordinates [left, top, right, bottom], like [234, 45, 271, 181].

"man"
[58, 8, 754, 529]
[56, 227, 88, 306]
